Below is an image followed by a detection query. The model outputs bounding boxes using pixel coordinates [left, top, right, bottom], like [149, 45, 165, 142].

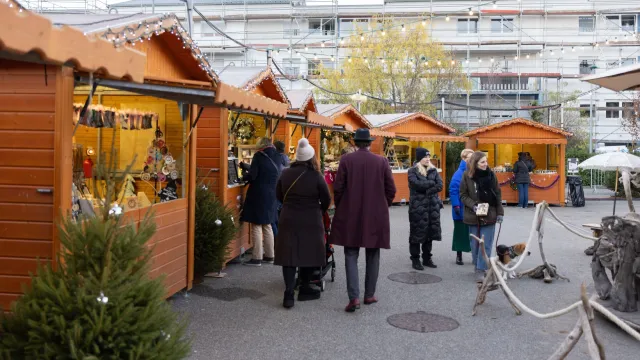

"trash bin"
[567, 176, 585, 207]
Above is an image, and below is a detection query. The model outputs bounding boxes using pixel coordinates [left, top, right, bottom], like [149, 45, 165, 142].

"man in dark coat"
[329, 128, 396, 312]
[271, 140, 290, 237]
[408, 148, 443, 270]
[240, 137, 281, 267]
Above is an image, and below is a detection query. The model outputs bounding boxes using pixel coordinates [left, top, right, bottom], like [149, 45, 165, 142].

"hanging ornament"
[109, 204, 123, 216]
[230, 215, 235, 224]
[158, 173, 167, 182]
[140, 172, 151, 181]
[164, 155, 174, 164]
[97, 291, 109, 304]
[170, 170, 179, 180]
[215, 219, 222, 226]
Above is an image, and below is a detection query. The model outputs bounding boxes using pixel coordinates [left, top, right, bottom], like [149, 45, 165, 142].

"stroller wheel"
[320, 280, 325, 292]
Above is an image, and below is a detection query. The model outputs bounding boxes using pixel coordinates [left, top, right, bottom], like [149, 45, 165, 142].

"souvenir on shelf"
[72, 104, 159, 130]
[139, 127, 180, 183]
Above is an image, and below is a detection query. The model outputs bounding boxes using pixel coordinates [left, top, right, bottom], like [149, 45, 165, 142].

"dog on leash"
[496, 243, 530, 279]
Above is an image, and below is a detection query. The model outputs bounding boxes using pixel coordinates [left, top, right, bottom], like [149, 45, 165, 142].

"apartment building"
[25, 0, 640, 145]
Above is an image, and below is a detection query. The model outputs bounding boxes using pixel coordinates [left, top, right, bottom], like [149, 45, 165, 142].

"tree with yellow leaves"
[318, 16, 470, 117]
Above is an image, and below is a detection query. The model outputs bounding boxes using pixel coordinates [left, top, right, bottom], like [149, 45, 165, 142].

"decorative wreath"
[235, 117, 256, 141]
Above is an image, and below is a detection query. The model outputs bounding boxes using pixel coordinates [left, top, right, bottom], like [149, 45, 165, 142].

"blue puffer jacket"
[449, 160, 467, 221]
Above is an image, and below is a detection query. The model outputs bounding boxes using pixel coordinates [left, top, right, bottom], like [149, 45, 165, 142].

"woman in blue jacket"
[449, 149, 475, 265]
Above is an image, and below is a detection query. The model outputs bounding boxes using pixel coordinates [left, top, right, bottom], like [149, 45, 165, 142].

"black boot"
[411, 258, 424, 271]
[456, 252, 464, 266]
[283, 291, 294, 308]
[423, 258, 437, 268]
[297, 285, 321, 301]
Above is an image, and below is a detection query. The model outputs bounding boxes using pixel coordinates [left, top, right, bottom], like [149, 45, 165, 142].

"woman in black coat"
[408, 147, 443, 271]
[275, 138, 331, 308]
[513, 152, 532, 208]
[240, 137, 281, 267]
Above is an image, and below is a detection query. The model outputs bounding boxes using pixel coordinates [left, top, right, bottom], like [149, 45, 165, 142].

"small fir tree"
[194, 183, 238, 278]
[0, 145, 190, 359]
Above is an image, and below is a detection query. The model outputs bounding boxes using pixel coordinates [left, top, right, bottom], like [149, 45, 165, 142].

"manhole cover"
[387, 272, 442, 284]
[190, 286, 266, 302]
[387, 311, 459, 333]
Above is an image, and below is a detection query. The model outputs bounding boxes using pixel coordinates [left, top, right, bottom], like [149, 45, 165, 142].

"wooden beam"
[186, 104, 197, 290]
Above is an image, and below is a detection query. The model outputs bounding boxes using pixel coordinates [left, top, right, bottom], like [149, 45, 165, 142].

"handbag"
[475, 203, 489, 216]
[283, 170, 307, 204]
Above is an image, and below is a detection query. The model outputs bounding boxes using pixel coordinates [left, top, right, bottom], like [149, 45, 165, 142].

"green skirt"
[452, 221, 471, 252]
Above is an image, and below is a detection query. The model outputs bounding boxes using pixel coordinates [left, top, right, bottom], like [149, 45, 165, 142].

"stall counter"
[494, 172, 563, 205]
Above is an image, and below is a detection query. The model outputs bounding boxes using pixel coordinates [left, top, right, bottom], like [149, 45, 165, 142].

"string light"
[422, 19, 427, 27]
[360, 34, 365, 41]
[526, 54, 530, 59]
[550, 49, 554, 55]
[425, 60, 429, 66]
[465, 58, 469, 64]
[478, 58, 483, 63]
[514, 55, 518, 60]
[321, 42, 325, 47]
[492, 1, 497, 8]
[469, 8, 474, 16]
[305, 46, 308, 51]
[381, 30, 386, 36]
[364, 57, 368, 63]
[571, 47, 575, 52]
[437, 60, 442, 66]
[490, 57, 494, 62]
[348, 56, 352, 63]
[451, 60, 456, 65]
[605, 39, 610, 45]
[445, 15, 450, 22]
[561, 48, 565, 54]
[331, 55, 335, 62]
[401, 24, 406, 32]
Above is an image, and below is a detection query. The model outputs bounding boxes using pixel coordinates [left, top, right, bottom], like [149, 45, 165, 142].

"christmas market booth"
[285, 89, 333, 162]
[54, 13, 225, 299]
[463, 118, 572, 206]
[195, 66, 290, 263]
[316, 104, 372, 198]
[0, 7, 148, 310]
[366, 112, 467, 202]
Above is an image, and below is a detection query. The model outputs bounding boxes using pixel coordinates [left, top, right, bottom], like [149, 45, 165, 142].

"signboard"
[568, 158, 579, 174]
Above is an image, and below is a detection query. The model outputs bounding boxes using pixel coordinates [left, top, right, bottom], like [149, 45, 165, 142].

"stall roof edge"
[463, 117, 573, 137]
[286, 89, 315, 112]
[217, 66, 290, 106]
[0, 4, 146, 82]
[316, 103, 372, 128]
[365, 112, 455, 134]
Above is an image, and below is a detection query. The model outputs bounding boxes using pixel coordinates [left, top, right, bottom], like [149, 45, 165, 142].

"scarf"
[472, 168, 497, 206]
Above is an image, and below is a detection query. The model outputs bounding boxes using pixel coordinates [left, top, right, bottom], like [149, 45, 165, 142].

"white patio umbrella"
[581, 63, 640, 91]
[578, 152, 640, 215]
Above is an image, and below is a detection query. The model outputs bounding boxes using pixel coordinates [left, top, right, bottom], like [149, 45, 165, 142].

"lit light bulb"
[395, 60, 399, 65]
[492, 1, 497, 8]
[478, 58, 483, 63]
[321, 42, 325, 47]
[331, 55, 335, 62]
[340, 38, 344, 45]
[561, 48, 565, 53]
[490, 57, 494, 62]
[425, 60, 429, 66]
[514, 56, 518, 60]
[437, 60, 442, 66]
[571, 47, 575, 52]
[469, 8, 474, 16]
[314, 54, 318, 60]
[550, 49, 554, 55]
[445, 15, 450, 22]
[401, 24, 406, 32]
[605, 39, 610, 45]
[526, 54, 530, 59]
[364, 58, 369, 63]
[451, 60, 456, 65]
[382, 30, 386, 36]
[360, 34, 365, 41]
[348, 57, 352, 63]
[305, 46, 308, 51]
[422, 19, 427, 27]
[409, 60, 413, 65]
[595, 43, 600, 47]
[465, 58, 470, 64]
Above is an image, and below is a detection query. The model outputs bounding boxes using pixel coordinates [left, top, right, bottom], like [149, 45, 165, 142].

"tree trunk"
[592, 254, 612, 300]
[601, 216, 640, 312]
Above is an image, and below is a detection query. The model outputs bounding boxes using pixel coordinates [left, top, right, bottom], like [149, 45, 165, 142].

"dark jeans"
[282, 266, 314, 293]
[410, 241, 433, 261]
[517, 183, 529, 208]
[344, 247, 380, 300]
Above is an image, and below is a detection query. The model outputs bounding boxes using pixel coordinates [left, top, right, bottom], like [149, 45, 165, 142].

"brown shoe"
[345, 299, 360, 312]
[364, 296, 378, 305]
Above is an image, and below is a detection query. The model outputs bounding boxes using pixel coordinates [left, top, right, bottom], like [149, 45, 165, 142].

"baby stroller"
[296, 212, 336, 291]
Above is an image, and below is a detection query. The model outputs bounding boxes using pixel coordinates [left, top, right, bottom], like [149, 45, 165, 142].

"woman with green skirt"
[449, 149, 474, 265]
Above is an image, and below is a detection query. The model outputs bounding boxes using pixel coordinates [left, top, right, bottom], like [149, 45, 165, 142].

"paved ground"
[171, 201, 640, 360]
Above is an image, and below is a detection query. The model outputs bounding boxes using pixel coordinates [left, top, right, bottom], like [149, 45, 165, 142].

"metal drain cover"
[387, 311, 459, 333]
[388, 272, 442, 284]
[190, 286, 266, 302]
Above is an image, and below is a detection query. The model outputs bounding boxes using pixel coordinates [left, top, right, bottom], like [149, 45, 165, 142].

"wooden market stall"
[0, 6, 147, 310]
[366, 112, 467, 202]
[316, 104, 373, 198]
[463, 118, 572, 206]
[54, 13, 223, 299]
[285, 89, 333, 162]
[195, 66, 290, 263]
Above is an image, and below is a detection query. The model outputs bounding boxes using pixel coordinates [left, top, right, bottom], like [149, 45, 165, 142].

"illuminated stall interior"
[286, 90, 333, 162]
[196, 66, 290, 263]
[464, 118, 572, 205]
[366, 113, 466, 202]
[316, 104, 372, 170]
[0, 5, 147, 310]
[57, 12, 219, 296]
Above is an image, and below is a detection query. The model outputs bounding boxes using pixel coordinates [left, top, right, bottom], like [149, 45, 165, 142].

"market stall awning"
[215, 82, 289, 118]
[307, 111, 334, 127]
[370, 129, 396, 138]
[464, 118, 572, 145]
[408, 135, 468, 142]
[0, 3, 145, 82]
[366, 112, 456, 134]
[581, 63, 640, 92]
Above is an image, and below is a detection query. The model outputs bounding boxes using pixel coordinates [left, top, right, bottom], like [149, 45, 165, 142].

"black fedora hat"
[353, 128, 374, 142]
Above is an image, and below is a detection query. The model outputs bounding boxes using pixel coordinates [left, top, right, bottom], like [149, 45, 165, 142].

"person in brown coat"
[274, 138, 331, 308]
[329, 128, 397, 312]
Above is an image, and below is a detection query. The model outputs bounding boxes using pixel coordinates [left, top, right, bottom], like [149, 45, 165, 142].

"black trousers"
[410, 241, 433, 261]
[282, 266, 314, 293]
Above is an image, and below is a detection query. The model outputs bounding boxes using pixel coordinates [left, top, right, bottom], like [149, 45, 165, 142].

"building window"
[580, 104, 591, 118]
[307, 60, 321, 75]
[621, 15, 636, 31]
[491, 18, 514, 33]
[457, 19, 478, 34]
[605, 15, 621, 31]
[579, 16, 595, 33]
[309, 18, 335, 36]
[579, 59, 597, 75]
[622, 102, 635, 118]
[282, 58, 301, 77]
[606, 102, 620, 118]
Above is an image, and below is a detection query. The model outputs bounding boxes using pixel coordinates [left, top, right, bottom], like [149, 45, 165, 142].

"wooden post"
[186, 104, 198, 290]
[52, 66, 75, 269]
[559, 143, 566, 206]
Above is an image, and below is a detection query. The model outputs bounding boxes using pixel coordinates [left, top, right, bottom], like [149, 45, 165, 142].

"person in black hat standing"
[329, 128, 396, 312]
[408, 147, 443, 270]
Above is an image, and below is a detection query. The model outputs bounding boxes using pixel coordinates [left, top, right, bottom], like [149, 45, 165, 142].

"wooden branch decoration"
[547, 317, 583, 360]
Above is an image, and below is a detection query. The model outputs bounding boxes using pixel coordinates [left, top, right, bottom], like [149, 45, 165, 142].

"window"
[579, 58, 597, 74]
[621, 15, 636, 31]
[308, 18, 335, 36]
[491, 18, 514, 33]
[579, 16, 595, 32]
[623, 102, 635, 118]
[283, 22, 300, 36]
[307, 60, 320, 75]
[282, 58, 301, 77]
[339, 18, 369, 37]
[606, 101, 620, 118]
[457, 19, 478, 34]
[579, 104, 591, 118]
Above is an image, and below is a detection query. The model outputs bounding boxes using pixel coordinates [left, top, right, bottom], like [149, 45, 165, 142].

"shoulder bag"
[283, 170, 307, 204]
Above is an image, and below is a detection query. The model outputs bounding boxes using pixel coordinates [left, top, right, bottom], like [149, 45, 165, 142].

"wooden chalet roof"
[317, 104, 372, 129]
[463, 118, 573, 145]
[0, 3, 145, 82]
[217, 66, 290, 106]
[365, 112, 455, 134]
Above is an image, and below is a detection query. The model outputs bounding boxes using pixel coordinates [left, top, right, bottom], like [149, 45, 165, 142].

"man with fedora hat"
[329, 128, 396, 312]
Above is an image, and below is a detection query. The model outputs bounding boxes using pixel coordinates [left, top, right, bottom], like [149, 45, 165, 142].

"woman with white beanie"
[274, 138, 331, 308]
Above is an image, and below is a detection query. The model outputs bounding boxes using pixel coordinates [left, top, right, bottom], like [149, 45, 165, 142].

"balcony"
[470, 77, 541, 93]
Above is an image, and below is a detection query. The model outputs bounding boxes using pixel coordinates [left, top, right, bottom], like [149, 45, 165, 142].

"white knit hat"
[296, 138, 315, 162]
